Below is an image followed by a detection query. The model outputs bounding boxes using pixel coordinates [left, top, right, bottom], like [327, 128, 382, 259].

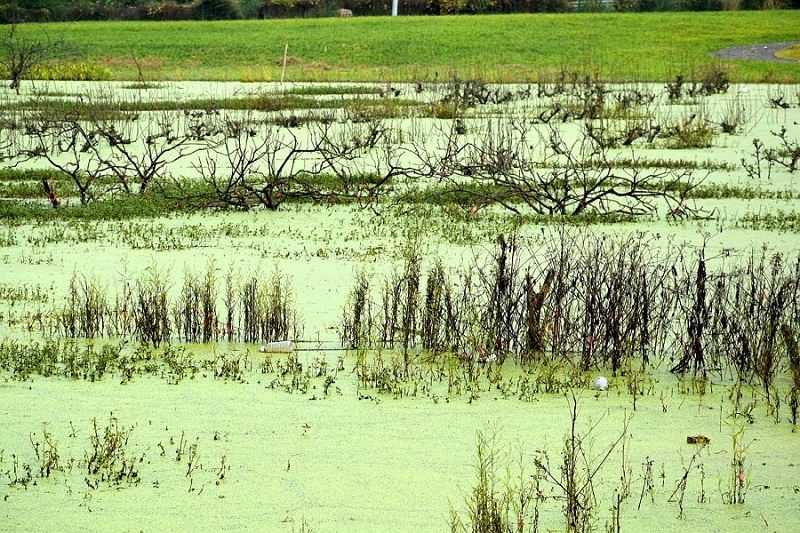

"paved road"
[713, 41, 800, 63]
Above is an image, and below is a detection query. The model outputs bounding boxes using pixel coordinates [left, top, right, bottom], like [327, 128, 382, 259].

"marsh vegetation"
[1, 54, 799, 532]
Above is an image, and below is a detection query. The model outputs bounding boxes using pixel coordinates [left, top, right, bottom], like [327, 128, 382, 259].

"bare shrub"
[0, 24, 70, 94]
[431, 118, 705, 218]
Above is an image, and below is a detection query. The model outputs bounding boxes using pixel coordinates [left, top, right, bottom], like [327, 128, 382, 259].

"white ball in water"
[594, 376, 609, 391]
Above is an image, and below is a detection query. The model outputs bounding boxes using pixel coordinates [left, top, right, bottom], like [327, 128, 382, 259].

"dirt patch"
[713, 41, 800, 63]
[275, 55, 303, 66]
[97, 56, 168, 70]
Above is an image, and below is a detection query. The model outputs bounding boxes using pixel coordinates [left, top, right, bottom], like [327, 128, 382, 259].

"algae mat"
[2, 356, 800, 531]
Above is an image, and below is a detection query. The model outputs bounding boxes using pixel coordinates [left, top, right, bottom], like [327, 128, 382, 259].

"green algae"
[1, 81, 800, 531]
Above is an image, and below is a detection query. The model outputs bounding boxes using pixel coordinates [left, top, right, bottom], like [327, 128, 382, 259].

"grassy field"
[15, 11, 800, 82]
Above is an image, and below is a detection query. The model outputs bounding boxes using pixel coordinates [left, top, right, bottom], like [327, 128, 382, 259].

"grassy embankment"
[14, 11, 800, 83]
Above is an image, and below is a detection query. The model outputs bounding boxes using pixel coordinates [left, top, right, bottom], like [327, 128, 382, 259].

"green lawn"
[12, 11, 800, 82]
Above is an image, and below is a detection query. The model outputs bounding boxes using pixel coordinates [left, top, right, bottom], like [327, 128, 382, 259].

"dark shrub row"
[0, 0, 242, 23]
[341, 229, 800, 392]
[1, 0, 795, 23]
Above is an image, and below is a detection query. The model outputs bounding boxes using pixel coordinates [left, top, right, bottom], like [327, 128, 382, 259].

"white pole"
[281, 43, 289, 84]
[392, 0, 398, 16]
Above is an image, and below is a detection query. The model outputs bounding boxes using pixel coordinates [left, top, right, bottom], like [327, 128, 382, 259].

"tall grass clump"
[398, 241, 422, 370]
[341, 269, 373, 350]
[52, 264, 300, 345]
[524, 267, 554, 359]
[725, 250, 799, 399]
[133, 264, 171, 347]
[241, 267, 300, 344]
[377, 241, 423, 356]
[223, 267, 236, 341]
[174, 260, 218, 343]
[342, 228, 681, 372]
[671, 247, 800, 393]
[479, 234, 524, 361]
[420, 259, 461, 355]
[60, 273, 107, 339]
[780, 324, 800, 427]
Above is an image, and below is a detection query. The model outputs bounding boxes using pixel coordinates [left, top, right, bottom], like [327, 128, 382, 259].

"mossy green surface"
[776, 43, 800, 61]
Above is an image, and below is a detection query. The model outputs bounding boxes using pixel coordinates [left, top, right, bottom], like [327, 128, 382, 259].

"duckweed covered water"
[1, 81, 800, 532]
[2, 204, 799, 532]
[2, 364, 799, 532]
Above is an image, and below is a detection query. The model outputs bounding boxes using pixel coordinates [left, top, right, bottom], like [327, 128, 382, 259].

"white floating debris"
[260, 340, 294, 353]
[594, 376, 609, 391]
[738, 86, 750, 93]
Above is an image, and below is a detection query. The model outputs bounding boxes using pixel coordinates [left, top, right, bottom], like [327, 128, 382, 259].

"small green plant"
[466, 427, 513, 532]
[668, 445, 705, 519]
[449, 423, 537, 533]
[0, 339, 61, 380]
[534, 392, 629, 533]
[156, 344, 196, 383]
[84, 416, 141, 487]
[210, 352, 246, 381]
[8, 454, 33, 488]
[184, 437, 200, 490]
[721, 416, 751, 505]
[30, 425, 60, 478]
[637, 456, 655, 509]
[216, 453, 227, 485]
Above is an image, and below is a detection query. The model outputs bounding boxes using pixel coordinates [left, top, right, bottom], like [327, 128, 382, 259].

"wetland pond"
[1, 79, 800, 532]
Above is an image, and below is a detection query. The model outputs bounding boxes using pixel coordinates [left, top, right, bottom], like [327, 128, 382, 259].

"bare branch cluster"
[430, 118, 704, 217]
[0, 24, 71, 94]
[341, 229, 800, 387]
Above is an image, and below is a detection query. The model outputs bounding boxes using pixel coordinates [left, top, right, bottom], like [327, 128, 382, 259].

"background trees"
[0, 0, 794, 23]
